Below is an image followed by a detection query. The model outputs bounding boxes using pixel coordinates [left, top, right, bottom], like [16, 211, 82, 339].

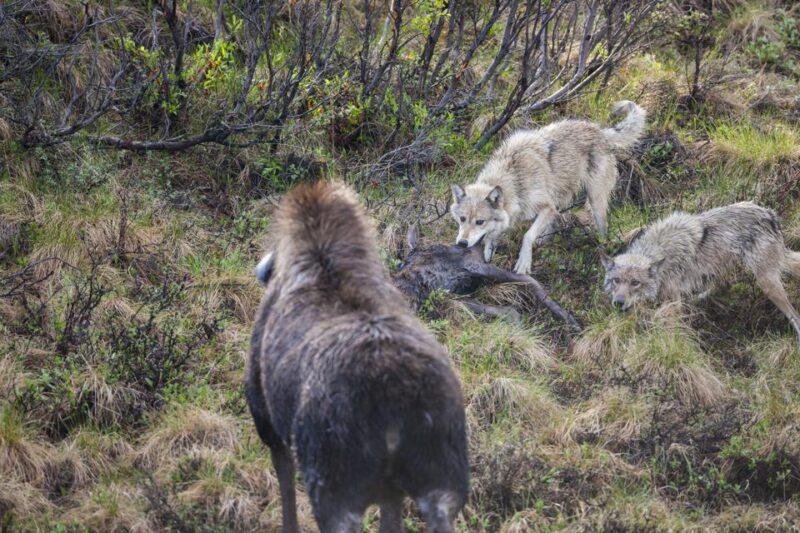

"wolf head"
[601, 253, 662, 310]
[450, 184, 510, 247]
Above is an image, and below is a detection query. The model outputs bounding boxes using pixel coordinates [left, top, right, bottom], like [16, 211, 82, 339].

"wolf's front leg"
[514, 207, 556, 275]
[483, 239, 496, 262]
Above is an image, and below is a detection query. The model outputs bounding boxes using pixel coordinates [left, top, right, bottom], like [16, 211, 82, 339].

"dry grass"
[698, 502, 800, 531]
[135, 406, 238, 471]
[724, 2, 779, 49]
[5, 4, 800, 528]
[572, 312, 638, 366]
[53, 430, 133, 492]
[573, 305, 727, 409]
[63, 482, 151, 533]
[446, 319, 557, 374]
[0, 118, 12, 141]
[0, 478, 54, 526]
[191, 274, 262, 323]
[625, 306, 727, 408]
[0, 405, 54, 485]
[467, 375, 562, 430]
[561, 387, 655, 449]
[0, 354, 21, 401]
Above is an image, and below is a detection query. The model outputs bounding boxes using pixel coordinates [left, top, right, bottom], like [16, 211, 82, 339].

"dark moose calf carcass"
[246, 182, 469, 532]
[393, 226, 581, 330]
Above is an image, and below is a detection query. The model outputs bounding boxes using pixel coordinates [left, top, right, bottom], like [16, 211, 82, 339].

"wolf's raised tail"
[785, 250, 800, 278]
[602, 100, 647, 151]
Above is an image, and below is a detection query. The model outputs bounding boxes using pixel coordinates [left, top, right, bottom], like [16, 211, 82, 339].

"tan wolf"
[451, 100, 646, 275]
[601, 202, 800, 344]
[247, 182, 468, 533]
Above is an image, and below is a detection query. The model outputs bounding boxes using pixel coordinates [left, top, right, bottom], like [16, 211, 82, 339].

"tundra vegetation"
[1, 0, 800, 531]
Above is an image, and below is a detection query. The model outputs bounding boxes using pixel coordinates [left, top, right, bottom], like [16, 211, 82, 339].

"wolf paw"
[514, 258, 531, 275]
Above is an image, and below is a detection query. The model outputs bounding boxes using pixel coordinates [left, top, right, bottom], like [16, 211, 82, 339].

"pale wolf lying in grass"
[601, 201, 800, 344]
[247, 182, 468, 533]
[450, 100, 646, 275]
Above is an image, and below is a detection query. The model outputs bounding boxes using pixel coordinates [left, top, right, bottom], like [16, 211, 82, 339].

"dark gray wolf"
[451, 100, 646, 274]
[601, 201, 800, 343]
[246, 182, 469, 532]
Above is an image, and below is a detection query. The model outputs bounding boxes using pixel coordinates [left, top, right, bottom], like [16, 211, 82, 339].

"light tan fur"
[602, 202, 800, 344]
[451, 100, 646, 274]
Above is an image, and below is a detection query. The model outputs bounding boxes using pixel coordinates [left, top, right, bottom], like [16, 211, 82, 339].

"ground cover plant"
[2, 0, 800, 530]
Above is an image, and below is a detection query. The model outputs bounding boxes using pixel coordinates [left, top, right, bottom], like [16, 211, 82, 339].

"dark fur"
[393, 227, 582, 329]
[246, 182, 469, 533]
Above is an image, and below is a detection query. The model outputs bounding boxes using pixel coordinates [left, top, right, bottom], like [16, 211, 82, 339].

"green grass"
[709, 121, 800, 166]
[5, 1, 800, 530]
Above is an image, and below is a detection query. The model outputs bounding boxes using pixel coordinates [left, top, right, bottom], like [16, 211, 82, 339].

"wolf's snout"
[457, 239, 469, 248]
[612, 297, 625, 308]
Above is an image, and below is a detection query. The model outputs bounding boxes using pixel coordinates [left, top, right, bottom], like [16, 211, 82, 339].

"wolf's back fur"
[476, 100, 646, 219]
[452, 101, 646, 274]
[247, 182, 469, 532]
[623, 203, 785, 298]
[604, 202, 800, 343]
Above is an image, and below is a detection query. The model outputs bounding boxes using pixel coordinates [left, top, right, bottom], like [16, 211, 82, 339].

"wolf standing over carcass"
[450, 100, 647, 275]
[246, 182, 469, 533]
[601, 202, 800, 344]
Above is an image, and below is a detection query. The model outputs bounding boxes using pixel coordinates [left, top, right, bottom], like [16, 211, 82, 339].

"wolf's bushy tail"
[785, 250, 800, 278]
[602, 100, 647, 151]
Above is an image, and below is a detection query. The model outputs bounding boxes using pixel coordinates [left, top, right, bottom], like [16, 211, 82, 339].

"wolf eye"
[459, 216, 466, 223]
[612, 278, 621, 284]
[630, 280, 641, 287]
[476, 220, 485, 225]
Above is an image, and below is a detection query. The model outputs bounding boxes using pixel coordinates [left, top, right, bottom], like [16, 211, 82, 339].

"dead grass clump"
[467, 376, 562, 430]
[45, 362, 142, 434]
[698, 121, 800, 204]
[49, 429, 133, 495]
[446, 320, 557, 374]
[573, 304, 727, 409]
[191, 274, 261, 324]
[0, 405, 54, 484]
[723, 2, 781, 50]
[0, 117, 12, 141]
[0, 478, 53, 527]
[177, 473, 262, 530]
[562, 387, 655, 450]
[469, 442, 546, 523]
[0, 354, 21, 401]
[84, 216, 159, 259]
[626, 306, 727, 408]
[65, 482, 151, 533]
[700, 502, 800, 531]
[572, 312, 638, 366]
[135, 407, 238, 471]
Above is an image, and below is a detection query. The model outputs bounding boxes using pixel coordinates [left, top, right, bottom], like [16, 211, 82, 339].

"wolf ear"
[600, 253, 615, 271]
[648, 258, 665, 277]
[406, 224, 418, 252]
[485, 186, 502, 207]
[451, 184, 466, 203]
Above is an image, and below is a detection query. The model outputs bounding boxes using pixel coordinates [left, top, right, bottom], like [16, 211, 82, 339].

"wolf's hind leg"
[514, 206, 556, 275]
[586, 177, 613, 238]
[380, 500, 405, 533]
[755, 271, 800, 344]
